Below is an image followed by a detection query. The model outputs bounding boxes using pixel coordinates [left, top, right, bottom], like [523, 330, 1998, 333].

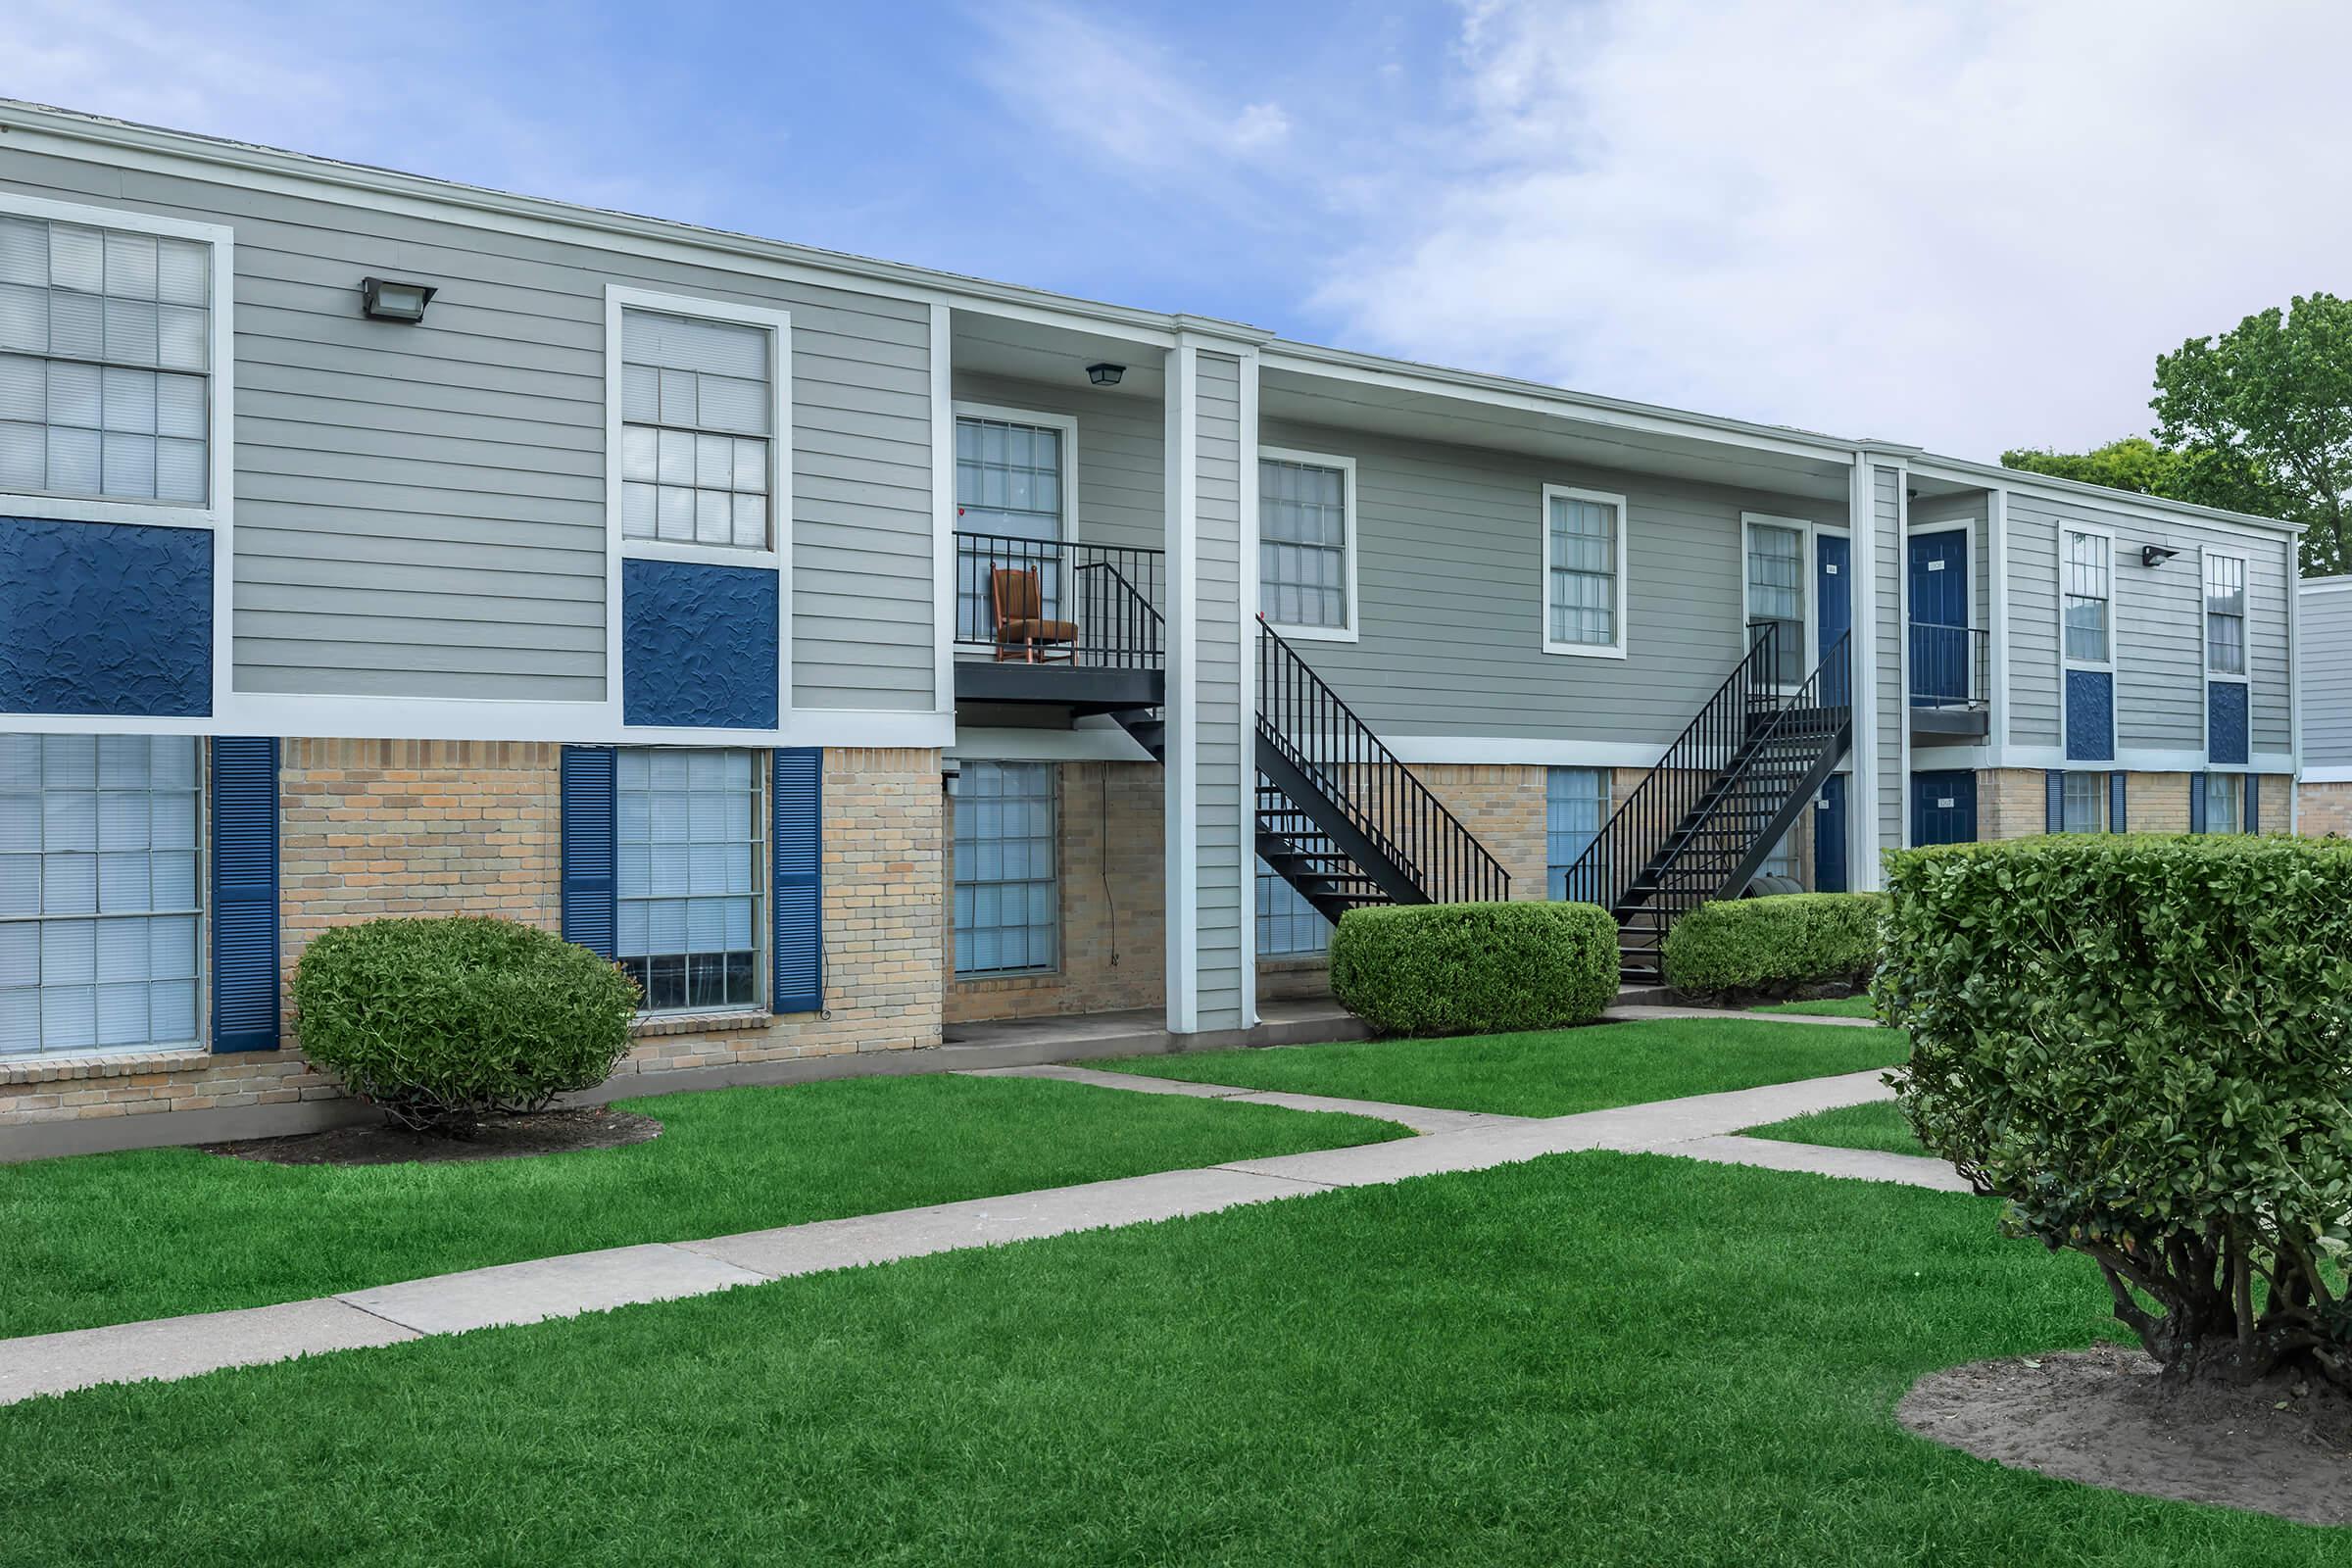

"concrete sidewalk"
[0, 1062, 1939, 1407]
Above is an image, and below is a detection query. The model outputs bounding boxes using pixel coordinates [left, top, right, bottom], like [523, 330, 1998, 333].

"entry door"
[1814, 775, 1848, 893]
[1911, 769, 1978, 847]
[1907, 531, 1969, 706]
[1816, 533, 1851, 707]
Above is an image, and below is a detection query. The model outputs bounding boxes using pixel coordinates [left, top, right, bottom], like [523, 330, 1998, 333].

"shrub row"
[1661, 893, 1882, 999]
[1329, 901, 1617, 1037]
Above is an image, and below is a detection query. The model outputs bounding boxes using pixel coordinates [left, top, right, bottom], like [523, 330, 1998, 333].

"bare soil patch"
[202, 1107, 662, 1166]
[1900, 1344, 2352, 1527]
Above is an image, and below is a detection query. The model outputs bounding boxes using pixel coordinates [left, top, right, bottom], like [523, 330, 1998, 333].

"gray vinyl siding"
[1192, 353, 1247, 1030]
[0, 143, 937, 710]
[951, 372, 1164, 557]
[2006, 490, 2292, 757]
[1874, 467, 1903, 849]
[1255, 416, 1847, 743]
[2302, 584, 2352, 765]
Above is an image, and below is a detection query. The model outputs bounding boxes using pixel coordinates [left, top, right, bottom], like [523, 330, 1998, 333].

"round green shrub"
[1329, 901, 1617, 1038]
[292, 916, 641, 1132]
[1881, 834, 2352, 1391]
[1662, 893, 1883, 999]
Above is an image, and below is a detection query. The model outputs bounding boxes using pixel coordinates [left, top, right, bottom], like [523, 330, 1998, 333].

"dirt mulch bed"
[202, 1107, 662, 1167]
[1900, 1344, 2352, 1526]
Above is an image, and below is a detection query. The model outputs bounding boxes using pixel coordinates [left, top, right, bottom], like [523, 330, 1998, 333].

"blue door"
[1814, 775, 1848, 893]
[1912, 769, 1977, 847]
[1908, 531, 1969, 706]
[1816, 532, 1851, 706]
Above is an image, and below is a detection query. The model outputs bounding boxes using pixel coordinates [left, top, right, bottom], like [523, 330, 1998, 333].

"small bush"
[1329, 901, 1617, 1037]
[1661, 893, 1883, 999]
[293, 916, 640, 1132]
[1880, 834, 2352, 1392]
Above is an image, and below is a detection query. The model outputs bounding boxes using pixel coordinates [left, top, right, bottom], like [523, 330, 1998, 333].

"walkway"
[0, 1054, 1955, 1408]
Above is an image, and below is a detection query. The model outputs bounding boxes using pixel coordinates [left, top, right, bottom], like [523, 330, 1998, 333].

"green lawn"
[1749, 995, 1879, 1019]
[4, 1152, 2335, 1565]
[0, 1075, 1404, 1340]
[1745, 1098, 1927, 1157]
[1102, 1017, 1909, 1117]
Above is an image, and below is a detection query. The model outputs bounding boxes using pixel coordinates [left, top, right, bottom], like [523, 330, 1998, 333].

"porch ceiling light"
[1087, 362, 1125, 387]
[2140, 544, 2181, 567]
[360, 276, 438, 323]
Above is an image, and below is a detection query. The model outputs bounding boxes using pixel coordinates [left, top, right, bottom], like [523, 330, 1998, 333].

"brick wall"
[1980, 769, 2048, 840]
[2299, 780, 2352, 838]
[3, 742, 945, 1132]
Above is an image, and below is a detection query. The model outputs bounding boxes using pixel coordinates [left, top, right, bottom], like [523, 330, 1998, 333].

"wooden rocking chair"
[990, 565, 1078, 663]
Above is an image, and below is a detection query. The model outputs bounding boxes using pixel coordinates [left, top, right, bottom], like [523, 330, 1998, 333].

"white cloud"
[1313, 0, 2352, 460]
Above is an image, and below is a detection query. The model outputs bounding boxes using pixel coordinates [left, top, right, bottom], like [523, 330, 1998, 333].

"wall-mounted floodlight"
[1087, 362, 1125, 387]
[360, 277, 438, 323]
[2141, 544, 2181, 568]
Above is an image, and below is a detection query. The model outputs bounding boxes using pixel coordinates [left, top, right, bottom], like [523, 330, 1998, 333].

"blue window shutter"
[211, 737, 279, 1053]
[2045, 770, 2064, 833]
[2109, 772, 2128, 833]
[2247, 774, 2261, 834]
[773, 747, 822, 1014]
[561, 745, 616, 958]
[2190, 773, 2208, 833]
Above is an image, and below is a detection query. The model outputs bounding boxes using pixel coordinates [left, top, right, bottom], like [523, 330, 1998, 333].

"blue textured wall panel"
[0, 516, 212, 716]
[2064, 669, 2115, 761]
[621, 559, 779, 729]
[2207, 681, 2249, 765]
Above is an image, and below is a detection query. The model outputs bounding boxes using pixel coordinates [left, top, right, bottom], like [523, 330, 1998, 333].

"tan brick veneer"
[2299, 781, 2352, 838]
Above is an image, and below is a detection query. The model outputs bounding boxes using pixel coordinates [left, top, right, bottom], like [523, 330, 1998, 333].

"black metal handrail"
[1555, 622, 1781, 910]
[954, 530, 1165, 669]
[1256, 617, 1510, 906]
[1907, 621, 1988, 710]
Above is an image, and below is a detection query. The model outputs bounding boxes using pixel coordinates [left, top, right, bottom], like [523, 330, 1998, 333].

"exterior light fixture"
[2141, 544, 2181, 568]
[1087, 362, 1125, 387]
[941, 761, 962, 798]
[359, 276, 438, 323]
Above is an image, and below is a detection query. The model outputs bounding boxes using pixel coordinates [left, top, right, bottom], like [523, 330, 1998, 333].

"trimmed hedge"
[1880, 834, 2352, 1391]
[1329, 901, 1617, 1037]
[293, 916, 641, 1132]
[1661, 893, 1883, 999]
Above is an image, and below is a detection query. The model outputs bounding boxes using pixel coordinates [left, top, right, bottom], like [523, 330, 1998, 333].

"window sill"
[0, 1044, 217, 1086]
[629, 1009, 774, 1040]
[1540, 642, 1628, 661]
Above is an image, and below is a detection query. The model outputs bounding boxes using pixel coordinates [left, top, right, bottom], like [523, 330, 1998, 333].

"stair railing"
[1554, 622, 1781, 911]
[1256, 617, 1510, 905]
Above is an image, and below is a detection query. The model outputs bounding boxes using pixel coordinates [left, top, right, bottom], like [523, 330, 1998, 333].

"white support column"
[1235, 349, 1261, 1029]
[1988, 484, 2010, 751]
[929, 303, 956, 719]
[1163, 339, 1201, 1034]
[1847, 456, 1881, 889]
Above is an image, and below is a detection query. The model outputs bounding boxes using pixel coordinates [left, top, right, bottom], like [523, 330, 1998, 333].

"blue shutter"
[2045, 770, 2064, 833]
[772, 747, 822, 1014]
[2190, 773, 2208, 833]
[2247, 774, 2261, 834]
[560, 745, 616, 958]
[2109, 772, 2128, 834]
[211, 737, 279, 1053]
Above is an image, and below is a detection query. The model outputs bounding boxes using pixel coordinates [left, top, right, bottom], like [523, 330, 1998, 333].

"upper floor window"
[954, 410, 1072, 645]
[0, 210, 214, 509]
[2205, 553, 2247, 676]
[1259, 450, 1355, 640]
[2062, 529, 2110, 664]
[1543, 485, 1627, 658]
[1744, 519, 1806, 686]
[616, 303, 779, 554]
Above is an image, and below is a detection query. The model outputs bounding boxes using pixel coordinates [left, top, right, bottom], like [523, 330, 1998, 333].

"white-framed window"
[614, 748, 764, 1014]
[2060, 770, 2107, 834]
[1743, 516, 1808, 686]
[1, 733, 204, 1058]
[1541, 484, 1628, 658]
[606, 287, 790, 568]
[1259, 448, 1356, 641]
[0, 193, 231, 528]
[953, 760, 1057, 976]
[2205, 552, 2248, 677]
[2062, 527, 2113, 666]
[2202, 772, 2245, 834]
[954, 405, 1076, 645]
[1255, 858, 1331, 956]
[1545, 766, 1610, 902]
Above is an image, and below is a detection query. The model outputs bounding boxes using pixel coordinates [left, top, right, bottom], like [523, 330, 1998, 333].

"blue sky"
[13, 0, 2352, 460]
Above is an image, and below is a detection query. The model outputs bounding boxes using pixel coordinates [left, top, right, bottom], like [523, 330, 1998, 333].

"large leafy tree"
[1998, 436, 2187, 496]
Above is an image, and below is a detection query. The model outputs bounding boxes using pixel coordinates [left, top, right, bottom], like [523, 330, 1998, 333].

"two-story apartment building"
[0, 103, 2302, 1150]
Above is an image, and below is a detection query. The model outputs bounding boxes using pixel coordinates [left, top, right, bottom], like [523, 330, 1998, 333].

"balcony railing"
[953, 531, 1165, 670]
[1907, 622, 1988, 710]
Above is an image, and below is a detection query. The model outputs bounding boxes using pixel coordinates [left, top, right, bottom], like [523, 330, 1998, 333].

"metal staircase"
[1557, 625, 1854, 981]
[1110, 618, 1509, 922]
